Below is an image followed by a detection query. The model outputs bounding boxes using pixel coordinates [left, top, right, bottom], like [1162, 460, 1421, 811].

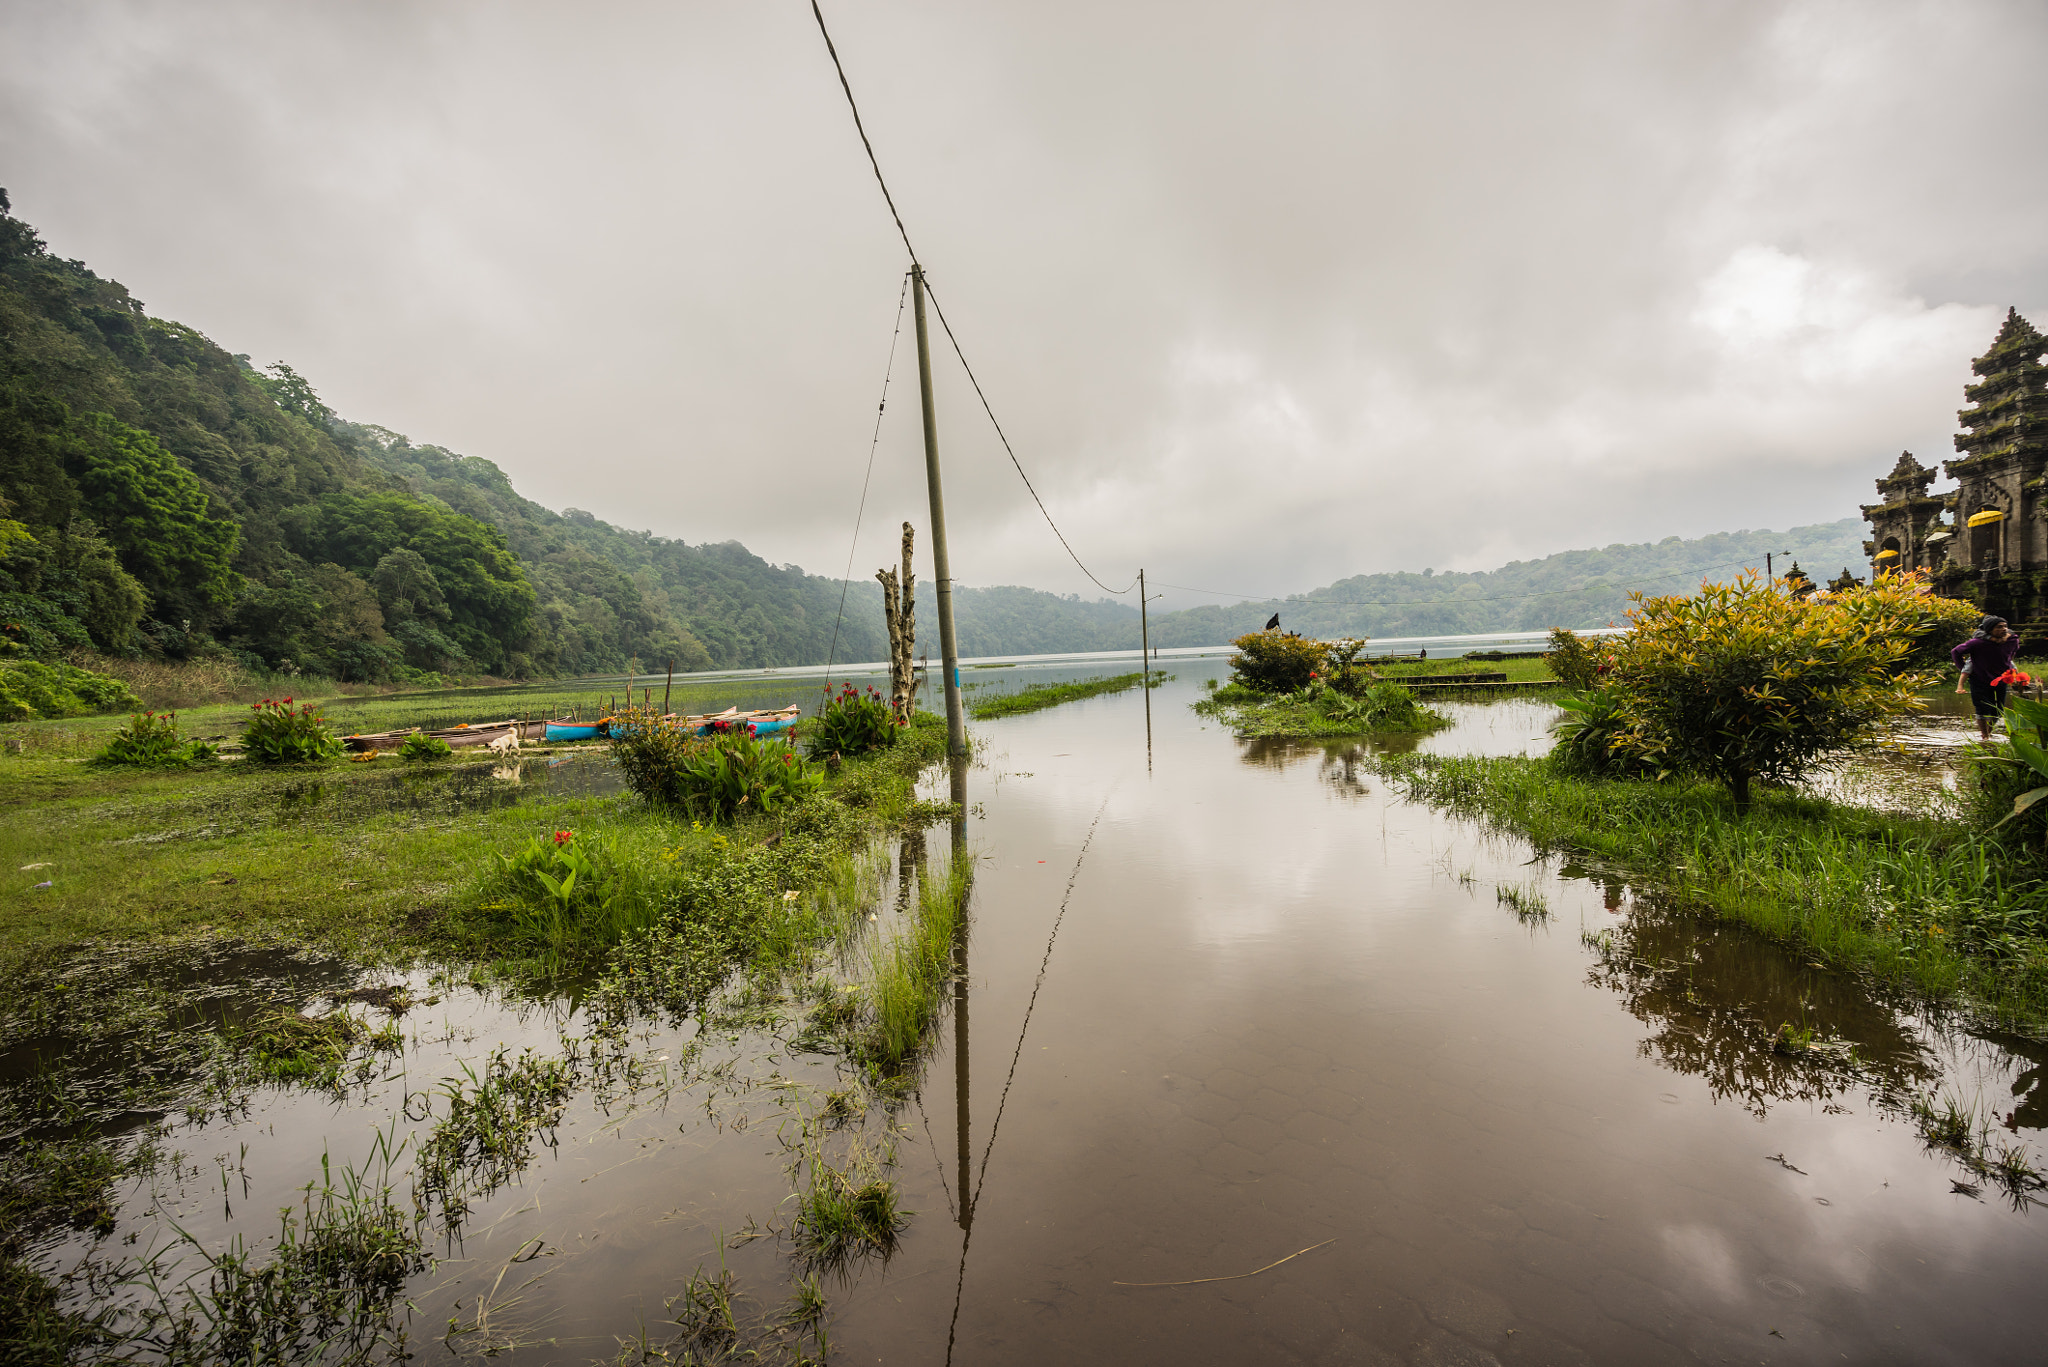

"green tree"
[64, 414, 238, 616]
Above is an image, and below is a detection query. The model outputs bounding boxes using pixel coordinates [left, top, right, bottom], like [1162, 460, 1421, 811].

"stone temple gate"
[1861, 307, 2048, 627]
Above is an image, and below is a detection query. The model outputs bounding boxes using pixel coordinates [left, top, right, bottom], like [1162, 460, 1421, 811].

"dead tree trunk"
[877, 522, 918, 723]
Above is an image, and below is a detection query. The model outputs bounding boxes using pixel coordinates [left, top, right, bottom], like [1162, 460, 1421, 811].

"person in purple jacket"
[1953, 616, 2020, 740]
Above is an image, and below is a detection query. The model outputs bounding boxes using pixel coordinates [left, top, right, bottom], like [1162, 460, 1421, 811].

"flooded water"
[41, 665, 2048, 1363]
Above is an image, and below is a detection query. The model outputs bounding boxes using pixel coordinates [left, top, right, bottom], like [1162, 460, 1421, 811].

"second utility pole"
[912, 265, 967, 760]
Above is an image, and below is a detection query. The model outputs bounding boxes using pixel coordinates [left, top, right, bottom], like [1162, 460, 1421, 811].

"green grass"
[856, 854, 971, 1074]
[1371, 654, 1557, 683]
[1194, 679, 1451, 738]
[967, 671, 1164, 719]
[1380, 752, 2048, 1032]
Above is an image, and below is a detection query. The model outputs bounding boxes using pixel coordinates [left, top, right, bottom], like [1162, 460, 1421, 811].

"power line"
[922, 280, 1137, 597]
[818, 273, 911, 712]
[807, 0, 1134, 599]
[809, 0, 917, 265]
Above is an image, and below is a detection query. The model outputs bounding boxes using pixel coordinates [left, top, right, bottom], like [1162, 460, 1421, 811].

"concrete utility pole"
[912, 265, 967, 759]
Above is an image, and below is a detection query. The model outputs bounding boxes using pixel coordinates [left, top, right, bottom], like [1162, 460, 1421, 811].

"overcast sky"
[3, 0, 2043, 609]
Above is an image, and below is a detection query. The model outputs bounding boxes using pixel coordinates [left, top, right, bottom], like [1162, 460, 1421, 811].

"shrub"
[1597, 574, 1927, 808]
[1829, 569, 1981, 673]
[1548, 688, 1654, 779]
[674, 733, 824, 823]
[807, 684, 900, 759]
[398, 730, 452, 762]
[609, 707, 708, 808]
[0, 661, 141, 722]
[497, 829, 615, 942]
[95, 711, 217, 767]
[1228, 631, 1328, 694]
[240, 696, 343, 765]
[1545, 628, 1610, 691]
[1323, 637, 1374, 695]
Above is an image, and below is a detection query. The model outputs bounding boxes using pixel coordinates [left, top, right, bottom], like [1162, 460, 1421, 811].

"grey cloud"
[2, 0, 2040, 611]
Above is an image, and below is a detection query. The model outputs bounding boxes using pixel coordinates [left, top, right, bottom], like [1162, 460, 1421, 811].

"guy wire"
[819, 273, 911, 716]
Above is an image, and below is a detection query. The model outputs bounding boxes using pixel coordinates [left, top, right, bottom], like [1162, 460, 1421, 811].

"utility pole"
[912, 265, 967, 759]
[1139, 568, 1152, 747]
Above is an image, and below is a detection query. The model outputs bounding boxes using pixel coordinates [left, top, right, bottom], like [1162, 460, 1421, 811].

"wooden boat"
[344, 720, 546, 753]
[544, 719, 605, 742]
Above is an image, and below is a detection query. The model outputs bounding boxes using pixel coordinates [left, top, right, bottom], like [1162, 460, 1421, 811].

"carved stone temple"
[1860, 307, 2048, 625]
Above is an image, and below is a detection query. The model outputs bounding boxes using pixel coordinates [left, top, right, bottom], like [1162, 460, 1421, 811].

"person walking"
[1953, 616, 2020, 741]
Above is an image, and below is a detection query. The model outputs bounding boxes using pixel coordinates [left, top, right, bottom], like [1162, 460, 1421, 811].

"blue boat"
[544, 720, 604, 742]
[746, 717, 797, 738]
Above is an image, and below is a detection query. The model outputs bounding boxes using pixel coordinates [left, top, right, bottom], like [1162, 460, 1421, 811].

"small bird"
[1265, 613, 1281, 630]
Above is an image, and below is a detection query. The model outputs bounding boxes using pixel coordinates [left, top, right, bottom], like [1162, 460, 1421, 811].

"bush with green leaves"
[398, 729, 452, 762]
[1548, 688, 1655, 780]
[1545, 628, 1610, 691]
[94, 711, 217, 767]
[609, 707, 707, 808]
[1586, 574, 1928, 808]
[1300, 678, 1436, 729]
[1832, 569, 1980, 673]
[1970, 696, 2048, 847]
[1228, 631, 1329, 694]
[674, 733, 824, 823]
[240, 696, 344, 765]
[0, 660, 140, 722]
[807, 683, 900, 759]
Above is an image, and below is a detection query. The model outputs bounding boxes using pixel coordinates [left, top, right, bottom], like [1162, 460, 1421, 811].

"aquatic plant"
[674, 733, 824, 824]
[93, 710, 217, 767]
[807, 683, 899, 757]
[1496, 882, 1549, 923]
[793, 1157, 908, 1265]
[396, 728, 452, 762]
[240, 696, 344, 765]
[415, 1047, 575, 1225]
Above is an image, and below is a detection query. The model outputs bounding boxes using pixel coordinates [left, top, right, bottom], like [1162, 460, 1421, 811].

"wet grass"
[856, 854, 972, 1075]
[1381, 753, 2048, 1033]
[1195, 679, 1452, 739]
[967, 670, 1166, 720]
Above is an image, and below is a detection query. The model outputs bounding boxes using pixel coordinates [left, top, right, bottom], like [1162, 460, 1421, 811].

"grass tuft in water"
[1496, 883, 1549, 922]
[968, 671, 1166, 720]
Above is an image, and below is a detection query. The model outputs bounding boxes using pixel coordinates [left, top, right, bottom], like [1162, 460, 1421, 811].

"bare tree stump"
[877, 522, 918, 724]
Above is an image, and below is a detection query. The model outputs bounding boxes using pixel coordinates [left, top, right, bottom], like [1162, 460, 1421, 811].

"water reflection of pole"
[949, 749, 971, 1230]
[1139, 568, 1152, 770]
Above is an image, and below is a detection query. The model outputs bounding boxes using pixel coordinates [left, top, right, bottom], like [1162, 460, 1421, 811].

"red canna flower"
[553, 830, 573, 844]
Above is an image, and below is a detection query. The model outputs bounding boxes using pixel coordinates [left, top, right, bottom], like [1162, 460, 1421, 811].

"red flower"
[553, 830, 573, 845]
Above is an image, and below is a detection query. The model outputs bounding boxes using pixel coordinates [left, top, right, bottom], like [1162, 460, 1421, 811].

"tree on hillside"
[65, 414, 239, 619]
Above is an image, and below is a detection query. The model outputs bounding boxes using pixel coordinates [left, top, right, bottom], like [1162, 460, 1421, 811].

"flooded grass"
[966, 671, 1164, 720]
[1386, 751, 2048, 1031]
[856, 854, 971, 1075]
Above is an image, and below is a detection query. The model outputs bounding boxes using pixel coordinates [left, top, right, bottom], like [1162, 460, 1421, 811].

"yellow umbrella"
[1874, 549, 1900, 560]
[1967, 509, 2006, 527]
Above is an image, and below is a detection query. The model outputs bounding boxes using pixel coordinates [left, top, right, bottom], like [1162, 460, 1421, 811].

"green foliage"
[808, 683, 900, 757]
[240, 696, 343, 765]
[397, 729, 452, 762]
[1545, 627, 1610, 691]
[494, 830, 618, 947]
[1831, 569, 1980, 672]
[671, 733, 825, 823]
[1193, 676, 1449, 738]
[1548, 687, 1654, 779]
[1228, 631, 1329, 694]
[0, 659, 140, 721]
[1594, 575, 1929, 808]
[66, 413, 239, 614]
[1968, 696, 2048, 847]
[608, 708, 710, 809]
[95, 710, 217, 767]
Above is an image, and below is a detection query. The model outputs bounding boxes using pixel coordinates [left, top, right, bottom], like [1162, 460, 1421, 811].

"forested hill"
[0, 192, 1873, 680]
[1143, 519, 1873, 646]
[0, 193, 1128, 679]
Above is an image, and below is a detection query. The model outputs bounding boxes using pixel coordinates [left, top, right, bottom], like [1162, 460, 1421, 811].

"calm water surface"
[66, 665, 2048, 1364]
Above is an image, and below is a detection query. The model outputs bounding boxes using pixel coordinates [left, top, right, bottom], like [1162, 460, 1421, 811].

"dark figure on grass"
[1953, 616, 2021, 741]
